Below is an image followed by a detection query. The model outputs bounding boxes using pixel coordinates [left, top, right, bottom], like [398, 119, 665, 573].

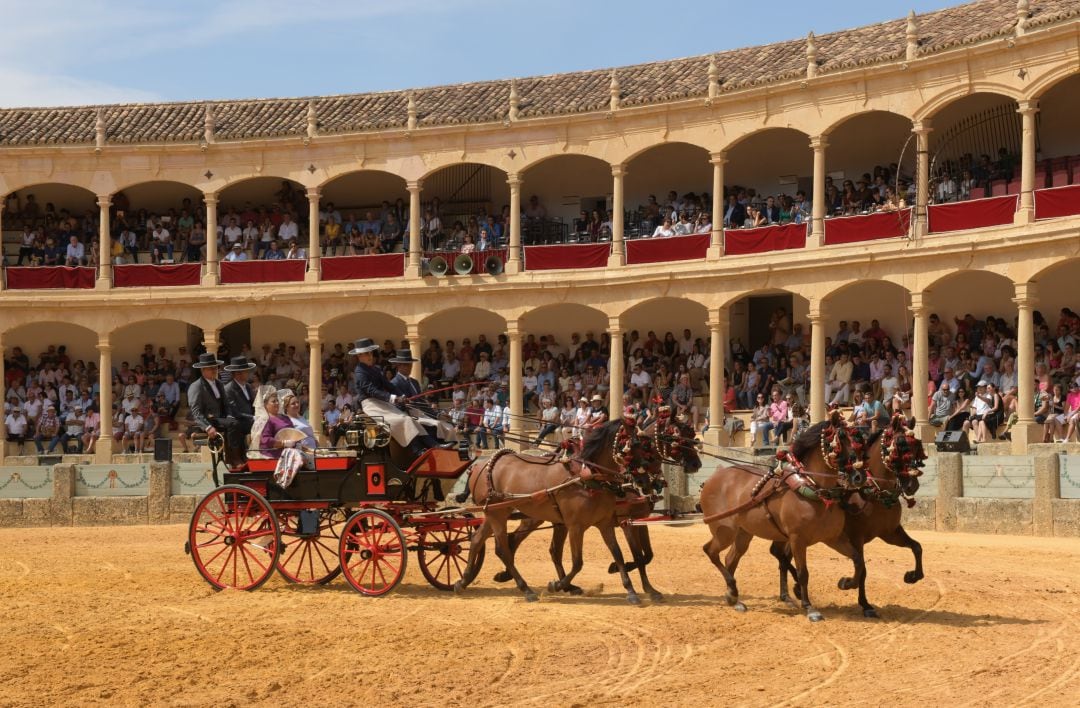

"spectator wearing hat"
[533, 396, 560, 445]
[33, 402, 62, 454]
[62, 404, 85, 453]
[223, 242, 247, 262]
[584, 394, 608, 430]
[476, 398, 502, 450]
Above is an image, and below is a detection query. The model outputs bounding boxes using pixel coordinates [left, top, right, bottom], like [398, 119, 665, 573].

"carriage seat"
[245, 448, 357, 473]
[406, 447, 472, 479]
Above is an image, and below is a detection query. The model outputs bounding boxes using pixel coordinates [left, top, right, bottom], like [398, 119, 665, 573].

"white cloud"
[0, 68, 161, 108]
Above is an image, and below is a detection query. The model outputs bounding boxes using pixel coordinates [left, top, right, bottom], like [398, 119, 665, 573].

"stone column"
[608, 164, 626, 267]
[406, 322, 422, 383]
[306, 326, 323, 443]
[1033, 453, 1059, 537]
[0, 334, 5, 462]
[810, 136, 828, 247]
[704, 307, 728, 447]
[305, 187, 321, 283]
[914, 120, 932, 238]
[911, 292, 931, 438]
[608, 316, 624, 416]
[96, 195, 112, 289]
[0, 203, 4, 291]
[202, 194, 219, 285]
[96, 337, 114, 463]
[407, 180, 422, 278]
[1012, 282, 1039, 452]
[707, 152, 726, 260]
[1015, 100, 1039, 225]
[935, 452, 963, 532]
[202, 330, 219, 358]
[809, 302, 827, 423]
[506, 173, 522, 274]
[508, 320, 523, 449]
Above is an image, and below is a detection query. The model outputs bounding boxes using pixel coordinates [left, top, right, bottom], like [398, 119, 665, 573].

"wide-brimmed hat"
[388, 348, 418, 364]
[193, 353, 223, 369]
[591, 394, 604, 403]
[349, 337, 379, 355]
[224, 356, 256, 372]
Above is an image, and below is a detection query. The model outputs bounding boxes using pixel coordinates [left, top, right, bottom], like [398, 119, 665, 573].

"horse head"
[652, 406, 702, 473]
[820, 409, 868, 489]
[878, 414, 927, 498]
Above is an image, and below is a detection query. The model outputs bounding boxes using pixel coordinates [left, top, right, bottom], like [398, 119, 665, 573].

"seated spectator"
[651, 218, 675, 238]
[264, 240, 285, 260]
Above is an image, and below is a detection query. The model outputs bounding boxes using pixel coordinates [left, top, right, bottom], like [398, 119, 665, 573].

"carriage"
[184, 418, 485, 596]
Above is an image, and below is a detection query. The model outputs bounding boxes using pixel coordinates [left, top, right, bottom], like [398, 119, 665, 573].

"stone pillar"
[704, 307, 728, 447]
[147, 461, 172, 524]
[810, 136, 828, 247]
[914, 120, 932, 238]
[506, 173, 522, 274]
[407, 180, 422, 278]
[305, 187, 321, 283]
[406, 322, 422, 383]
[1012, 282, 1039, 452]
[0, 203, 4, 291]
[307, 326, 323, 443]
[50, 464, 76, 526]
[202, 194, 219, 285]
[911, 292, 932, 439]
[0, 334, 5, 462]
[96, 338, 114, 463]
[809, 302, 827, 423]
[935, 452, 963, 532]
[1033, 453, 1059, 537]
[202, 330, 219, 358]
[508, 321, 523, 449]
[608, 164, 626, 267]
[1015, 100, 1039, 225]
[96, 194, 112, 289]
[608, 316, 624, 416]
[707, 152, 726, 260]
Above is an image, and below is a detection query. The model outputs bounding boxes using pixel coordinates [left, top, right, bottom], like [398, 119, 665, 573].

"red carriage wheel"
[187, 484, 280, 591]
[338, 509, 407, 596]
[417, 521, 485, 591]
[275, 508, 345, 585]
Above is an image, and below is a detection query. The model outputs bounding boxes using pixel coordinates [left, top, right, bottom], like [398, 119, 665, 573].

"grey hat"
[348, 338, 379, 355]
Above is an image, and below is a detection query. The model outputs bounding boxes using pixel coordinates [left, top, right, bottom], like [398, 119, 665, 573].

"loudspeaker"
[453, 253, 474, 275]
[154, 437, 173, 462]
[484, 254, 504, 275]
[934, 430, 971, 453]
[428, 256, 449, 276]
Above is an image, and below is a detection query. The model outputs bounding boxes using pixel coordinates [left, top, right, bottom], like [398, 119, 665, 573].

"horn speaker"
[453, 253, 474, 275]
[484, 254, 504, 275]
[428, 256, 449, 276]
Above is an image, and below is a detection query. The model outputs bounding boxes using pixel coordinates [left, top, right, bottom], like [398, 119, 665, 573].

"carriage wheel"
[275, 509, 345, 585]
[339, 509, 407, 596]
[417, 522, 485, 591]
[187, 484, 280, 591]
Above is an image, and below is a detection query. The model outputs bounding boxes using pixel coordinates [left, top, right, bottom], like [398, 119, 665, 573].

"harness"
[859, 424, 927, 509]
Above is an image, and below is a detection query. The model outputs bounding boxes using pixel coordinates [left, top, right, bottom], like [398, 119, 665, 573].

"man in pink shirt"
[761, 388, 789, 446]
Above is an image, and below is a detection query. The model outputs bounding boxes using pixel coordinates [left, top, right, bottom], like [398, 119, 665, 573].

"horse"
[698, 411, 865, 622]
[770, 414, 927, 617]
[453, 419, 650, 604]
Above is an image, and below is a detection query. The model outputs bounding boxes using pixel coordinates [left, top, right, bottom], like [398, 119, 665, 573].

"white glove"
[389, 394, 398, 404]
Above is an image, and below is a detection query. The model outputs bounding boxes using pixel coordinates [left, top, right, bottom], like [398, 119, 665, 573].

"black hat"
[349, 338, 379, 355]
[388, 348, 418, 364]
[224, 356, 256, 372]
[192, 352, 224, 369]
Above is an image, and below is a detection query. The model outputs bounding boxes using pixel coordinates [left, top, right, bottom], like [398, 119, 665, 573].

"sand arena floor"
[1, 523, 1079, 707]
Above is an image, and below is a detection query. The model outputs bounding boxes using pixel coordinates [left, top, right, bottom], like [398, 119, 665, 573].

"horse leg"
[880, 524, 924, 584]
[789, 537, 823, 622]
[492, 518, 544, 583]
[768, 541, 798, 604]
[490, 516, 538, 602]
[550, 524, 586, 596]
[702, 528, 743, 611]
[828, 534, 874, 617]
[609, 525, 640, 574]
[454, 518, 493, 592]
[622, 525, 662, 602]
[547, 524, 580, 594]
[599, 523, 641, 606]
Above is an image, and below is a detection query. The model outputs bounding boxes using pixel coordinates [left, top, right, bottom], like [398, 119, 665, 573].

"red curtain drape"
[321, 254, 405, 281]
[5, 266, 95, 289]
[220, 259, 305, 284]
[422, 248, 508, 275]
[1035, 185, 1080, 220]
[524, 243, 609, 270]
[625, 234, 709, 264]
[928, 195, 1018, 233]
[113, 263, 201, 287]
[823, 209, 912, 245]
[724, 223, 806, 255]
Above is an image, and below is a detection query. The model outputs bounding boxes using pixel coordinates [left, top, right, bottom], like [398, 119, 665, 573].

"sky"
[0, 0, 960, 108]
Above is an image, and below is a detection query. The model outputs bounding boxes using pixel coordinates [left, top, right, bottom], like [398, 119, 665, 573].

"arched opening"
[521, 155, 611, 244]
[724, 128, 812, 227]
[318, 171, 409, 256]
[927, 92, 1021, 200]
[218, 315, 308, 389]
[518, 303, 610, 416]
[216, 176, 307, 260]
[418, 307, 508, 395]
[1032, 259, 1080, 354]
[1034, 72, 1080, 188]
[110, 181, 205, 264]
[724, 289, 811, 412]
[826, 112, 915, 214]
[419, 162, 510, 251]
[2, 183, 98, 267]
[109, 319, 205, 378]
[624, 143, 712, 238]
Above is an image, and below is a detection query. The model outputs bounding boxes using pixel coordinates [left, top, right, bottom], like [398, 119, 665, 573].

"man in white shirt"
[151, 223, 173, 262]
[224, 243, 247, 261]
[65, 235, 86, 266]
[679, 329, 695, 356]
[277, 214, 299, 242]
[522, 367, 539, 411]
[222, 217, 243, 247]
[630, 363, 652, 400]
[4, 407, 29, 452]
[122, 409, 145, 453]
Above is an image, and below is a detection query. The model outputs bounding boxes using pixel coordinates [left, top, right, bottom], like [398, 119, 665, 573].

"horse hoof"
[863, 607, 879, 619]
[568, 585, 584, 596]
[547, 580, 560, 593]
[493, 571, 513, 583]
[778, 593, 790, 603]
[904, 571, 924, 584]
[649, 592, 665, 603]
[725, 593, 739, 607]
[838, 577, 856, 590]
[807, 610, 824, 622]
[628, 594, 642, 606]
[733, 602, 747, 613]
[607, 562, 617, 574]
[608, 561, 638, 574]
[524, 591, 539, 603]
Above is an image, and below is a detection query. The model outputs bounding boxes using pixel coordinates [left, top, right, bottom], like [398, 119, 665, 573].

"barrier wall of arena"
[2, 454, 1080, 535]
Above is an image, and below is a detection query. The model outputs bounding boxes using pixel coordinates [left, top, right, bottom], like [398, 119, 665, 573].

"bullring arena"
[5, 0, 1080, 705]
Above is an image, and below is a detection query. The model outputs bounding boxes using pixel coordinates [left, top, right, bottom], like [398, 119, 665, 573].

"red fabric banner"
[1035, 185, 1080, 220]
[626, 234, 710, 264]
[113, 263, 201, 288]
[823, 209, 912, 245]
[5, 266, 95, 289]
[724, 223, 806, 256]
[422, 248, 508, 275]
[321, 254, 405, 281]
[524, 243, 610, 270]
[220, 259, 306, 284]
[928, 195, 1018, 233]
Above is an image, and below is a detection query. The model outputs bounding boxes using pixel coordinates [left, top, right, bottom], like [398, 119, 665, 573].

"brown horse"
[699, 412, 862, 621]
[454, 420, 647, 604]
[770, 415, 926, 617]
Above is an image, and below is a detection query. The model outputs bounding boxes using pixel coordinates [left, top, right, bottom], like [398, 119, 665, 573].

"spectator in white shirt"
[224, 243, 247, 262]
[651, 218, 676, 238]
[222, 217, 243, 247]
[65, 235, 86, 266]
[277, 214, 299, 242]
[5, 408, 29, 452]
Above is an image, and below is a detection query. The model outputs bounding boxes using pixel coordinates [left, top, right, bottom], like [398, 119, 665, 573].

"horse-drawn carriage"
[184, 417, 485, 595]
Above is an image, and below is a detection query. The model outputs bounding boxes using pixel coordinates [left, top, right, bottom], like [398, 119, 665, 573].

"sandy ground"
[1, 523, 1079, 708]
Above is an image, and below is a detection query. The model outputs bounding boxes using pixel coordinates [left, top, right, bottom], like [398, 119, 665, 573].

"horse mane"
[581, 419, 621, 461]
[864, 428, 884, 449]
[789, 420, 829, 464]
